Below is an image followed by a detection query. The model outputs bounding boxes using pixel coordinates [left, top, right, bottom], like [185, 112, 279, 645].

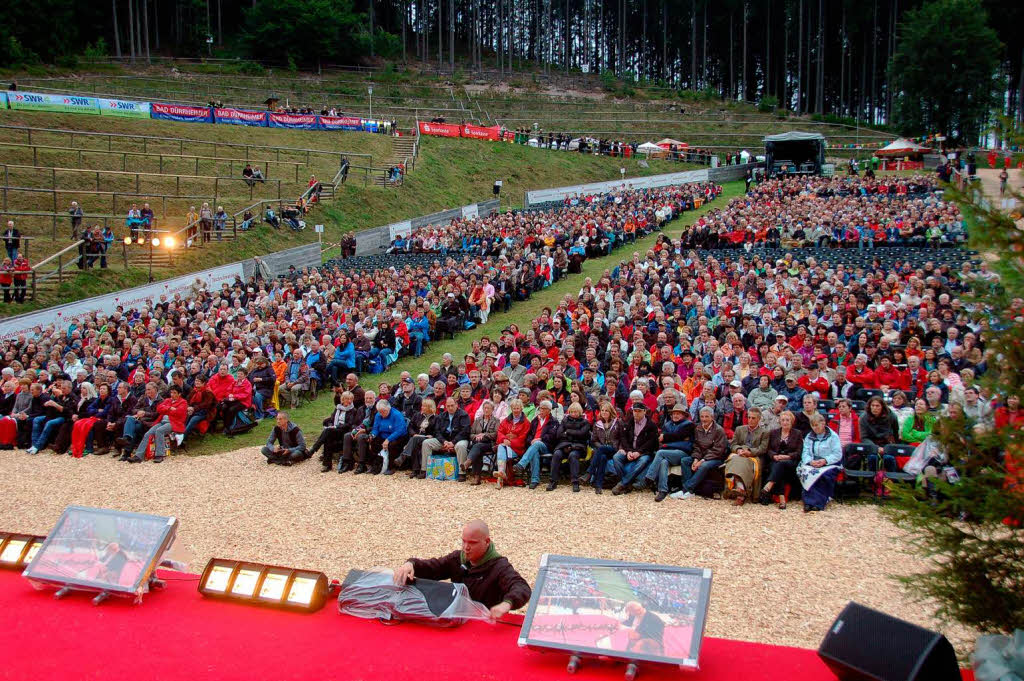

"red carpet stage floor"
[0, 570, 971, 681]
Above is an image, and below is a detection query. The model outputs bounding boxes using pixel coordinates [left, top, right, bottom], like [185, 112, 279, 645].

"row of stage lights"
[2, 531, 328, 611]
[123, 236, 175, 248]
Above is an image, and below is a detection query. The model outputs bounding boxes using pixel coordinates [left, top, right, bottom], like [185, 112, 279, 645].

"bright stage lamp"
[0, 533, 46, 569]
[137, 237, 145, 244]
[123, 236, 132, 245]
[198, 558, 329, 612]
[164, 237, 175, 248]
[151, 237, 160, 247]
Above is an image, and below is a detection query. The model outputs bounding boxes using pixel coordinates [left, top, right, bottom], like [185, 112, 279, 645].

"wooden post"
[30, 270, 36, 301]
[96, 171, 101, 191]
[136, 173, 140, 194]
[33, 146, 38, 166]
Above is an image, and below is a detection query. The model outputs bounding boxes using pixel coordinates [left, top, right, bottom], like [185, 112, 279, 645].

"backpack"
[225, 408, 259, 437]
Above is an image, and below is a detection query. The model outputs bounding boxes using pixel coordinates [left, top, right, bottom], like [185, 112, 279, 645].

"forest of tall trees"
[2, 0, 1022, 136]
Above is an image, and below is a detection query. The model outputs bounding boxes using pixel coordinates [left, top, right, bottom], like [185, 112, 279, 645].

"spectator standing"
[2, 220, 20, 261]
[185, 206, 199, 242]
[214, 206, 228, 241]
[199, 203, 213, 243]
[0, 257, 12, 303]
[68, 202, 83, 239]
[12, 255, 30, 303]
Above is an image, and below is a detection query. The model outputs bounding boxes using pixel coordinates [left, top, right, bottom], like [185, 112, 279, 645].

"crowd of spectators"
[678, 175, 966, 250]
[0, 181, 719, 460]
[299, 175, 1009, 514]
[502, 128, 730, 166]
[2, 173, 1012, 517]
[386, 183, 722, 259]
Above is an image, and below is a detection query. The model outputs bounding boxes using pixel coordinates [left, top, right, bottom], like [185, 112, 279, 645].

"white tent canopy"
[876, 138, 932, 156]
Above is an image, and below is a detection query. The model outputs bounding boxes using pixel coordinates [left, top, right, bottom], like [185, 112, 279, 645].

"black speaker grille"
[818, 602, 959, 681]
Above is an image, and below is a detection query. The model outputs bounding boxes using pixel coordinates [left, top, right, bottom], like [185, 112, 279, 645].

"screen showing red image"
[521, 557, 712, 668]
[23, 506, 176, 594]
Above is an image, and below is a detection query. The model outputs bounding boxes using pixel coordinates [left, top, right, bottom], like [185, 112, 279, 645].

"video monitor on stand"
[518, 554, 713, 679]
[22, 506, 179, 605]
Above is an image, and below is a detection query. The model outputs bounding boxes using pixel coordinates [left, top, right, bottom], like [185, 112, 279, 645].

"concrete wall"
[707, 162, 761, 183]
[523, 169, 710, 207]
[244, 242, 322, 279]
[354, 199, 501, 254]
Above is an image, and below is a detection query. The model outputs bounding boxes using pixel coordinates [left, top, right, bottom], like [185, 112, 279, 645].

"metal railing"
[0, 163, 284, 204]
[0, 124, 371, 166]
[28, 238, 129, 300]
[0, 140, 307, 180]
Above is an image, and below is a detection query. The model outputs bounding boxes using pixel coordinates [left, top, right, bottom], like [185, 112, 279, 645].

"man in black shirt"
[622, 601, 666, 654]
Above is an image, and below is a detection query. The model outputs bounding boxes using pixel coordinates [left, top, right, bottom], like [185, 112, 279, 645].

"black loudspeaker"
[817, 602, 960, 681]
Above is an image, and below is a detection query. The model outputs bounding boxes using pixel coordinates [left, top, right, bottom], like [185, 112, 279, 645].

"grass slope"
[2, 109, 694, 315]
[180, 180, 746, 457]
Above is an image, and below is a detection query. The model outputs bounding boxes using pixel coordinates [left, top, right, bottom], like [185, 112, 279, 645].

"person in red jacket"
[797, 364, 830, 398]
[494, 398, 531, 487]
[0, 257, 13, 303]
[995, 394, 1023, 430]
[128, 385, 188, 463]
[12, 255, 30, 303]
[219, 367, 253, 430]
[874, 355, 909, 394]
[828, 398, 861, 448]
[206, 364, 234, 402]
[846, 353, 878, 396]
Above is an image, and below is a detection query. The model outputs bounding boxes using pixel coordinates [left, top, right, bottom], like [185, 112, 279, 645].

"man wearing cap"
[760, 395, 789, 431]
[391, 376, 423, 420]
[610, 402, 659, 495]
[797, 364, 830, 399]
[777, 374, 806, 412]
[643, 403, 695, 501]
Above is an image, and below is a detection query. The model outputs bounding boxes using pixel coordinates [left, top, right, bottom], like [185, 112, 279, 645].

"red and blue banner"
[150, 102, 213, 124]
[319, 115, 363, 131]
[268, 112, 318, 129]
[214, 107, 268, 127]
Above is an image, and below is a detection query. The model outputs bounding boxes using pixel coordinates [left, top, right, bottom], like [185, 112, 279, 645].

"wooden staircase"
[372, 132, 419, 187]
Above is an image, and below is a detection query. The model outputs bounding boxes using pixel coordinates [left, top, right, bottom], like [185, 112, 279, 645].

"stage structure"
[764, 131, 826, 176]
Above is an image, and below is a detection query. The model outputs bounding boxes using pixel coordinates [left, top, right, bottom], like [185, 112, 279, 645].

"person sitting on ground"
[798, 413, 843, 512]
[392, 519, 532, 620]
[264, 206, 280, 229]
[261, 411, 308, 466]
[242, 164, 256, 187]
[127, 384, 188, 463]
[671, 406, 728, 500]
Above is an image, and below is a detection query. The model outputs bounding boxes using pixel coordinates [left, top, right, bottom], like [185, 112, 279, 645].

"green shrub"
[758, 95, 778, 112]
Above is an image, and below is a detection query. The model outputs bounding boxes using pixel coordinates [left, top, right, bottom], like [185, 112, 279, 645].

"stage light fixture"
[198, 558, 329, 612]
[0, 533, 46, 569]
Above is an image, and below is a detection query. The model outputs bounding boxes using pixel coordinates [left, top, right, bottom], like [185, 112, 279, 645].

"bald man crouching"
[393, 520, 532, 620]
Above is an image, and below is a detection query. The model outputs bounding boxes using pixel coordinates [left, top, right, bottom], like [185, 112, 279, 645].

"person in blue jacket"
[328, 331, 357, 386]
[370, 399, 408, 474]
[405, 308, 431, 358]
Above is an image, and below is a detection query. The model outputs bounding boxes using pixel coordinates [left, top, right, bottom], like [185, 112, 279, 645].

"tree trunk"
[112, 0, 122, 58]
[816, 0, 823, 113]
[870, 0, 877, 123]
[690, 0, 696, 88]
[449, 0, 454, 71]
[143, 0, 151, 63]
[153, 0, 159, 50]
[127, 0, 136, 62]
[742, 2, 747, 101]
[797, 0, 803, 113]
[369, 0, 375, 56]
[765, 0, 771, 98]
[728, 11, 734, 99]
[782, 0, 788, 106]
